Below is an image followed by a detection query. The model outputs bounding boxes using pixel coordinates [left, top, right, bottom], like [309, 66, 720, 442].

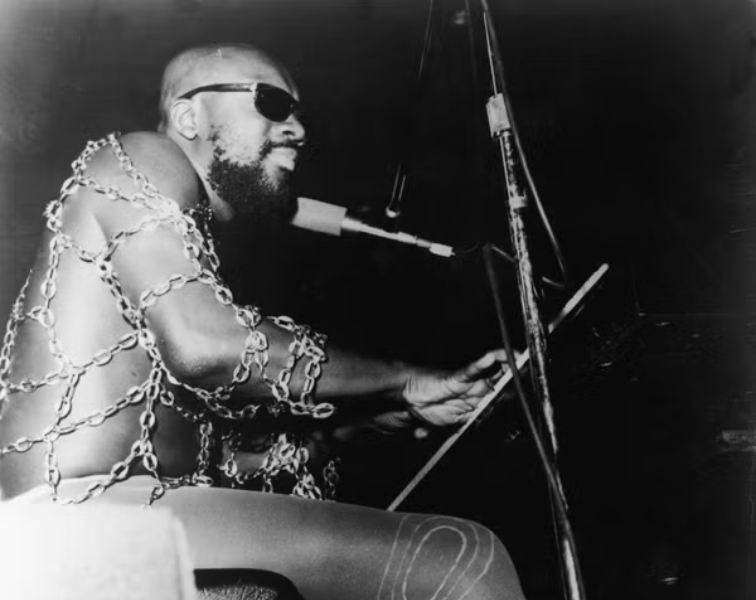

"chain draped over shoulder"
[0, 133, 339, 505]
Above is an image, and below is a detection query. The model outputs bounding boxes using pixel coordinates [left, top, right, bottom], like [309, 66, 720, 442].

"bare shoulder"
[85, 131, 200, 212]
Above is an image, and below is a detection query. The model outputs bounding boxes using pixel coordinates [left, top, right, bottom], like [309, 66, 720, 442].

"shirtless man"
[0, 44, 525, 600]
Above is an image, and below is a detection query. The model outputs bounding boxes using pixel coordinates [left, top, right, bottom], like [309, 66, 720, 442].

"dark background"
[1, 0, 755, 598]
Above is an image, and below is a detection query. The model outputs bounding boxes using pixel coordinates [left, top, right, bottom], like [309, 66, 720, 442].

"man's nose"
[277, 113, 305, 144]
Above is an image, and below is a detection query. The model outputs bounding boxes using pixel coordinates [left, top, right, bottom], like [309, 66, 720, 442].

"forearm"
[300, 341, 411, 401]
[157, 294, 416, 410]
[157, 286, 502, 429]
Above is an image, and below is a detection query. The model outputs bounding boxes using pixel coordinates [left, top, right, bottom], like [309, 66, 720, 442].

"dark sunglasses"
[178, 82, 301, 123]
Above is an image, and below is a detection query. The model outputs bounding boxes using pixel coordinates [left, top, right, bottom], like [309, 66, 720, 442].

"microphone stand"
[477, 1, 586, 599]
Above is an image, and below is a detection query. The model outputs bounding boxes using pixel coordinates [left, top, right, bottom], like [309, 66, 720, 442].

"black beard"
[206, 137, 298, 226]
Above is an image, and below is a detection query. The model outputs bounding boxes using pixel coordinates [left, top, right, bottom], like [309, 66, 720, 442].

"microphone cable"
[385, 0, 440, 220]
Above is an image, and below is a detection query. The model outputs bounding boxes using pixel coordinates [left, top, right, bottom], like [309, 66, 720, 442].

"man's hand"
[402, 350, 511, 428]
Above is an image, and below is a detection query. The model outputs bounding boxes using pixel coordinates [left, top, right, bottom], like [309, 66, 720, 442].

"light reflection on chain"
[0, 133, 338, 504]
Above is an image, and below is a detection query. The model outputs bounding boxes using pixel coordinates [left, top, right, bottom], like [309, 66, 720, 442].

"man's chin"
[265, 163, 294, 188]
[206, 151, 296, 226]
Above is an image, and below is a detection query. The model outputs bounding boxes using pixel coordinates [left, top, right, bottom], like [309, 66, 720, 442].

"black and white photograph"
[0, 1, 754, 599]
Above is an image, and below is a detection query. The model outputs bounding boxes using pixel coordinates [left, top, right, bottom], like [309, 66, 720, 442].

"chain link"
[220, 430, 339, 501]
[0, 275, 31, 415]
[0, 134, 338, 503]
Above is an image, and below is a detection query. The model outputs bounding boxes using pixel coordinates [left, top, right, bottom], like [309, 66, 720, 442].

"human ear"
[169, 99, 199, 140]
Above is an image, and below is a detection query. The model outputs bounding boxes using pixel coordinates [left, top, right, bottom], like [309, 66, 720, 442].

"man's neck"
[165, 129, 237, 223]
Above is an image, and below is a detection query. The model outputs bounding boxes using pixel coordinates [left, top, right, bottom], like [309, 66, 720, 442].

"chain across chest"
[0, 133, 338, 504]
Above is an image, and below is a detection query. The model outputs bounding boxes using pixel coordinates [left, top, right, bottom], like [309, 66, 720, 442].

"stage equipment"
[294, 3, 609, 599]
[383, 2, 601, 599]
[388, 263, 608, 512]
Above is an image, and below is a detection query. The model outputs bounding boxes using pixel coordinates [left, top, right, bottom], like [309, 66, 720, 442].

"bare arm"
[80, 132, 506, 425]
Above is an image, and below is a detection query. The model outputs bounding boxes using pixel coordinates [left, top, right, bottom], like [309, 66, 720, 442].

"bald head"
[154, 42, 305, 224]
[157, 43, 294, 131]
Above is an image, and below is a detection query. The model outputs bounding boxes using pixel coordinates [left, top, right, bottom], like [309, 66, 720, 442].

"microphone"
[291, 197, 455, 258]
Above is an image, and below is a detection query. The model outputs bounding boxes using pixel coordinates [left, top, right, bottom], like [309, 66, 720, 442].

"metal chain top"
[0, 133, 338, 504]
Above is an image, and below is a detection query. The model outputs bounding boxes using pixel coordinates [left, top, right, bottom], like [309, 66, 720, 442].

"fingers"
[455, 406, 478, 425]
[441, 398, 479, 413]
[458, 351, 497, 382]
[459, 349, 516, 383]
[409, 397, 480, 429]
[485, 363, 511, 387]
[413, 426, 430, 439]
[457, 398, 480, 419]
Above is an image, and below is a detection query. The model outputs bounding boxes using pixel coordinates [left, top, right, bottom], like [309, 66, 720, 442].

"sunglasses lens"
[256, 85, 298, 122]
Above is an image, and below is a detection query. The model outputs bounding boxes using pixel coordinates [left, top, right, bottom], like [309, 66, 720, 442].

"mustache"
[261, 139, 305, 155]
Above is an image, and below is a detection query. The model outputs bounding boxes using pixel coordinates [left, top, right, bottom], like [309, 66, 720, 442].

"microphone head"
[291, 197, 347, 237]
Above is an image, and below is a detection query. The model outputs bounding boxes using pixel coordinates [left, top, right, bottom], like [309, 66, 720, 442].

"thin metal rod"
[388, 263, 608, 512]
[385, 0, 439, 219]
[478, 1, 586, 598]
